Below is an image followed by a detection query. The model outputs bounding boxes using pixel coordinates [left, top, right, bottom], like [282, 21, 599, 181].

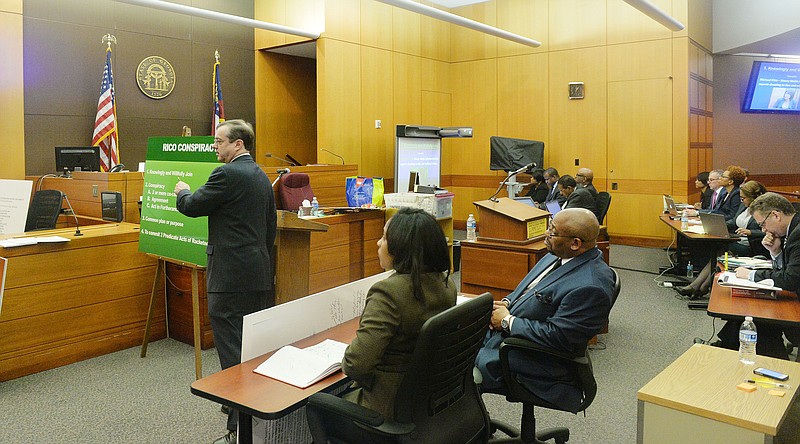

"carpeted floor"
[1, 245, 797, 443]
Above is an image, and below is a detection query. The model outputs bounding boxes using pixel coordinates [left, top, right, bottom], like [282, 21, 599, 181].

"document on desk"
[719, 256, 773, 269]
[717, 271, 781, 291]
[253, 339, 348, 388]
[0, 236, 70, 248]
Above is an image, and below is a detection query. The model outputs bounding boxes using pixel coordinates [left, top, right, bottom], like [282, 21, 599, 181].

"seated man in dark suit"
[558, 175, 596, 214]
[475, 208, 614, 411]
[728, 192, 800, 359]
[543, 167, 566, 207]
[575, 167, 599, 216]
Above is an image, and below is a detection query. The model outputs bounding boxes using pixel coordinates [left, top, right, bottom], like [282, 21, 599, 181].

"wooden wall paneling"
[165, 263, 213, 349]
[393, 52, 422, 129]
[461, 246, 530, 292]
[421, 58, 450, 94]
[547, 0, 606, 51]
[317, 38, 362, 170]
[607, 40, 673, 83]
[254, 0, 287, 48]
[323, 0, 360, 44]
[606, 0, 672, 44]
[449, 59, 497, 174]
[419, 8, 449, 61]
[0, 5, 24, 180]
[360, 46, 394, 178]
[497, 53, 549, 141]
[687, 0, 712, 51]
[256, 51, 317, 169]
[284, 0, 324, 46]
[360, 0, 392, 50]
[363, 216, 384, 276]
[496, 0, 548, 57]
[547, 47, 607, 173]
[449, 2, 497, 62]
[607, 78, 673, 181]
[392, 3, 421, 56]
[606, 193, 673, 240]
[348, 220, 363, 281]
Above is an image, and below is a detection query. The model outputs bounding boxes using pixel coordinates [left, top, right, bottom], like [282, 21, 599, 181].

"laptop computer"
[512, 196, 537, 207]
[664, 195, 678, 217]
[698, 212, 733, 238]
[545, 200, 562, 215]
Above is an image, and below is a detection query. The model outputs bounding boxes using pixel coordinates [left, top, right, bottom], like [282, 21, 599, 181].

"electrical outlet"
[375, 120, 381, 129]
[612, 183, 618, 190]
[574, 158, 579, 166]
[92, 184, 98, 197]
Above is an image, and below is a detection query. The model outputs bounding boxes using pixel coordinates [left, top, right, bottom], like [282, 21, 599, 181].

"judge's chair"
[306, 293, 493, 444]
[277, 173, 314, 211]
[25, 189, 64, 232]
[487, 268, 621, 444]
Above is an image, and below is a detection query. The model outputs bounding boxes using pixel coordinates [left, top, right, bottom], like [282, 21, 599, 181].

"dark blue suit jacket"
[176, 154, 277, 293]
[475, 248, 613, 412]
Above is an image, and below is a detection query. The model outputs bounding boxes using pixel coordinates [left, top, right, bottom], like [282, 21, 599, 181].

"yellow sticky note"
[737, 382, 757, 392]
[768, 390, 786, 397]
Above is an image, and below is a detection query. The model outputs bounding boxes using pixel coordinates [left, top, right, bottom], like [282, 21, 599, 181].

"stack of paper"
[719, 256, 773, 269]
[717, 271, 781, 291]
[253, 339, 348, 388]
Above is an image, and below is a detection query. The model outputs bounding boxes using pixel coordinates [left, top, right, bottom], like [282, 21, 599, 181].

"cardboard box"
[384, 192, 454, 219]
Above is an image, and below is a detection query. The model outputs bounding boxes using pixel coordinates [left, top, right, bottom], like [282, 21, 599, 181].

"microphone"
[271, 168, 290, 188]
[265, 153, 294, 166]
[319, 148, 345, 165]
[62, 194, 83, 236]
[487, 163, 537, 202]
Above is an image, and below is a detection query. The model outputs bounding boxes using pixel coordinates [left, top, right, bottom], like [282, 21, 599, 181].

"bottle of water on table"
[466, 214, 477, 242]
[739, 316, 757, 365]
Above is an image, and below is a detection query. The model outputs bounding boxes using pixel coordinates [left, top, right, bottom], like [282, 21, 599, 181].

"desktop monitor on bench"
[55, 146, 101, 173]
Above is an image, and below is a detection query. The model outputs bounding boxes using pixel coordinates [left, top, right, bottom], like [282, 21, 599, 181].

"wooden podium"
[473, 198, 550, 244]
[274, 210, 329, 305]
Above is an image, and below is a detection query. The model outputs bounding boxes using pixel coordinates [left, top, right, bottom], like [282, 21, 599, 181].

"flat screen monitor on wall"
[742, 61, 800, 114]
[55, 146, 101, 173]
[489, 136, 544, 172]
[394, 137, 441, 192]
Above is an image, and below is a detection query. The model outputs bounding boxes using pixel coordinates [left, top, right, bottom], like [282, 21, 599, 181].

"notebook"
[698, 212, 733, 238]
[545, 200, 562, 215]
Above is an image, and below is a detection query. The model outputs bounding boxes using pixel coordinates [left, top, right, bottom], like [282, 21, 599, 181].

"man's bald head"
[553, 208, 599, 254]
[576, 168, 594, 185]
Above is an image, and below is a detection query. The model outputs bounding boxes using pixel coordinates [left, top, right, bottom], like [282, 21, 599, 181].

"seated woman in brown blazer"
[340, 207, 456, 421]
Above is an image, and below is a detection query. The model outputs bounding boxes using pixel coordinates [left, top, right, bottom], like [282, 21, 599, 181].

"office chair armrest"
[500, 338, 588, 365]
[307, 392, 417, 437]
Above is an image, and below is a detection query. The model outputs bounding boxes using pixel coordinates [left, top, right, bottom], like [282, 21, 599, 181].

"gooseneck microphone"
[272, 168, 290, 188]
[319, 148, 345, 165]
[265, 153, 294, 166]
[487, 162, 536, 202]
[62, 194, 83, 236]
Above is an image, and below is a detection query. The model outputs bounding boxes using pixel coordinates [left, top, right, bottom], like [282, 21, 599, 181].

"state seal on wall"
[136, 56, 175, 99]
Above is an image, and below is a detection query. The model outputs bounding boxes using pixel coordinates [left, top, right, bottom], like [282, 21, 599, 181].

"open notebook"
[254, 339, 348, 388]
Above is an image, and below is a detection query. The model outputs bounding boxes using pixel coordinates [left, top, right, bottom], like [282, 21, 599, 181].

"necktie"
[711, 190, 718, 209]
[523, 259, 562, 293]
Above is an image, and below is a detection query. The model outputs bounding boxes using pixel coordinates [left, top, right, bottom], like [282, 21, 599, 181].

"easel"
[141, 254, 205, 380]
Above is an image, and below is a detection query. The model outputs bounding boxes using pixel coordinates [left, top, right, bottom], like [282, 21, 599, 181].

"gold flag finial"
[102, 34, 117, 50]
[214, 50, 220, 63]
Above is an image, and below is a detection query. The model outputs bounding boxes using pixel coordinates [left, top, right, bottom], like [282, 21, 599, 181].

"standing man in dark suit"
[730, 192, 800, 359]
[174, 119, 277, 444]
[558, 175, 597, 214]
[476, 208, 614, 411]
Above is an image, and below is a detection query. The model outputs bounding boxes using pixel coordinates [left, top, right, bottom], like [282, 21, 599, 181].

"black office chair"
[596, 191, 612, 225]
[306, 293, 494, 444]
[488, 268, 621, 444]
[25, 190, 64, 231]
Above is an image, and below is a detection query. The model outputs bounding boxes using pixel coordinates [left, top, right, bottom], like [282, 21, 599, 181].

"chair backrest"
[610, 267, 621, 307]
[25, 190, 64, 232]
[596, 191, 611, 224]
[392, 293, 493, 443]
[278, 173, 314, 210]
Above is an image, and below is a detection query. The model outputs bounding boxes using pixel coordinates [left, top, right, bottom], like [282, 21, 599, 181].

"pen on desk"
[746, 379, 792, 389]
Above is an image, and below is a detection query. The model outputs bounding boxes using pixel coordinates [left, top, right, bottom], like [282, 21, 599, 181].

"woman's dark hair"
[530, 168, 545, 184]
[696, 171, 709, 187]
[385, 207, 451, 301]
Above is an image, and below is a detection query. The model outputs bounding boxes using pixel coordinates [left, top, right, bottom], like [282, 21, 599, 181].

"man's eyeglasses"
[212, 138, 228, 146]
[546, 218, 583, 241]
[756, 211, 774, 229]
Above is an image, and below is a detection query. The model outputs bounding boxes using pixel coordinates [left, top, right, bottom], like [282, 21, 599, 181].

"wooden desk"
[659, 214, 733, 276]
[707, 278, 800, 326]
[637, 344, 800, 443]
[190, 317, 359, 444]
[460, 238, 549, 299]
[0, 223, 164, 381]
[31, 171, 144, 223]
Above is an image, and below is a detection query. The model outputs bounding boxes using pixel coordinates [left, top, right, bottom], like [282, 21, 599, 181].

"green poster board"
[138, 136, 220, 266]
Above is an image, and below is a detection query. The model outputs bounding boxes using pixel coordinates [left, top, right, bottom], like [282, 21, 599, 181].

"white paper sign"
[0, 180, 33, 235]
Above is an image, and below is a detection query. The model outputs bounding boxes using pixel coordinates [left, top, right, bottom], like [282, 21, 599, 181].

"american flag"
[212, 56, 225, 135]
[92, 48, 119, 171]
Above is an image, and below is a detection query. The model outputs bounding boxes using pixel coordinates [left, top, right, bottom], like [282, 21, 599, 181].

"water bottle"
[311, 197, 319, 215]
[686, 261, 693, 278]
[680, 213, 688, 230]
[739, 316, 757, 365]
[466, 214, 477, 242]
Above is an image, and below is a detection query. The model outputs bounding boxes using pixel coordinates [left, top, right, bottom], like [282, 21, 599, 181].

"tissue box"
[384, 192, 454, 219]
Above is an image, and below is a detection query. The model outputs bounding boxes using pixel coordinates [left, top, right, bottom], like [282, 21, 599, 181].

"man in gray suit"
[558, 175, 597, 214]
[174, 119, 277, 444]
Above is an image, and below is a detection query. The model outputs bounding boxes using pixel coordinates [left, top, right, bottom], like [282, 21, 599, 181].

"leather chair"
[488, 268, 621, 444]
[278, 173, 314, 211]
[25, 190, 64, 232]
[306, 293, 494, 444]
[596, 192, 612, 225]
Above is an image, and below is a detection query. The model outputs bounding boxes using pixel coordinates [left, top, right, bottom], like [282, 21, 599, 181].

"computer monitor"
[545, 200, 561, 215]
[55, 146, 101, 173]
[101, 191, 123, 222]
